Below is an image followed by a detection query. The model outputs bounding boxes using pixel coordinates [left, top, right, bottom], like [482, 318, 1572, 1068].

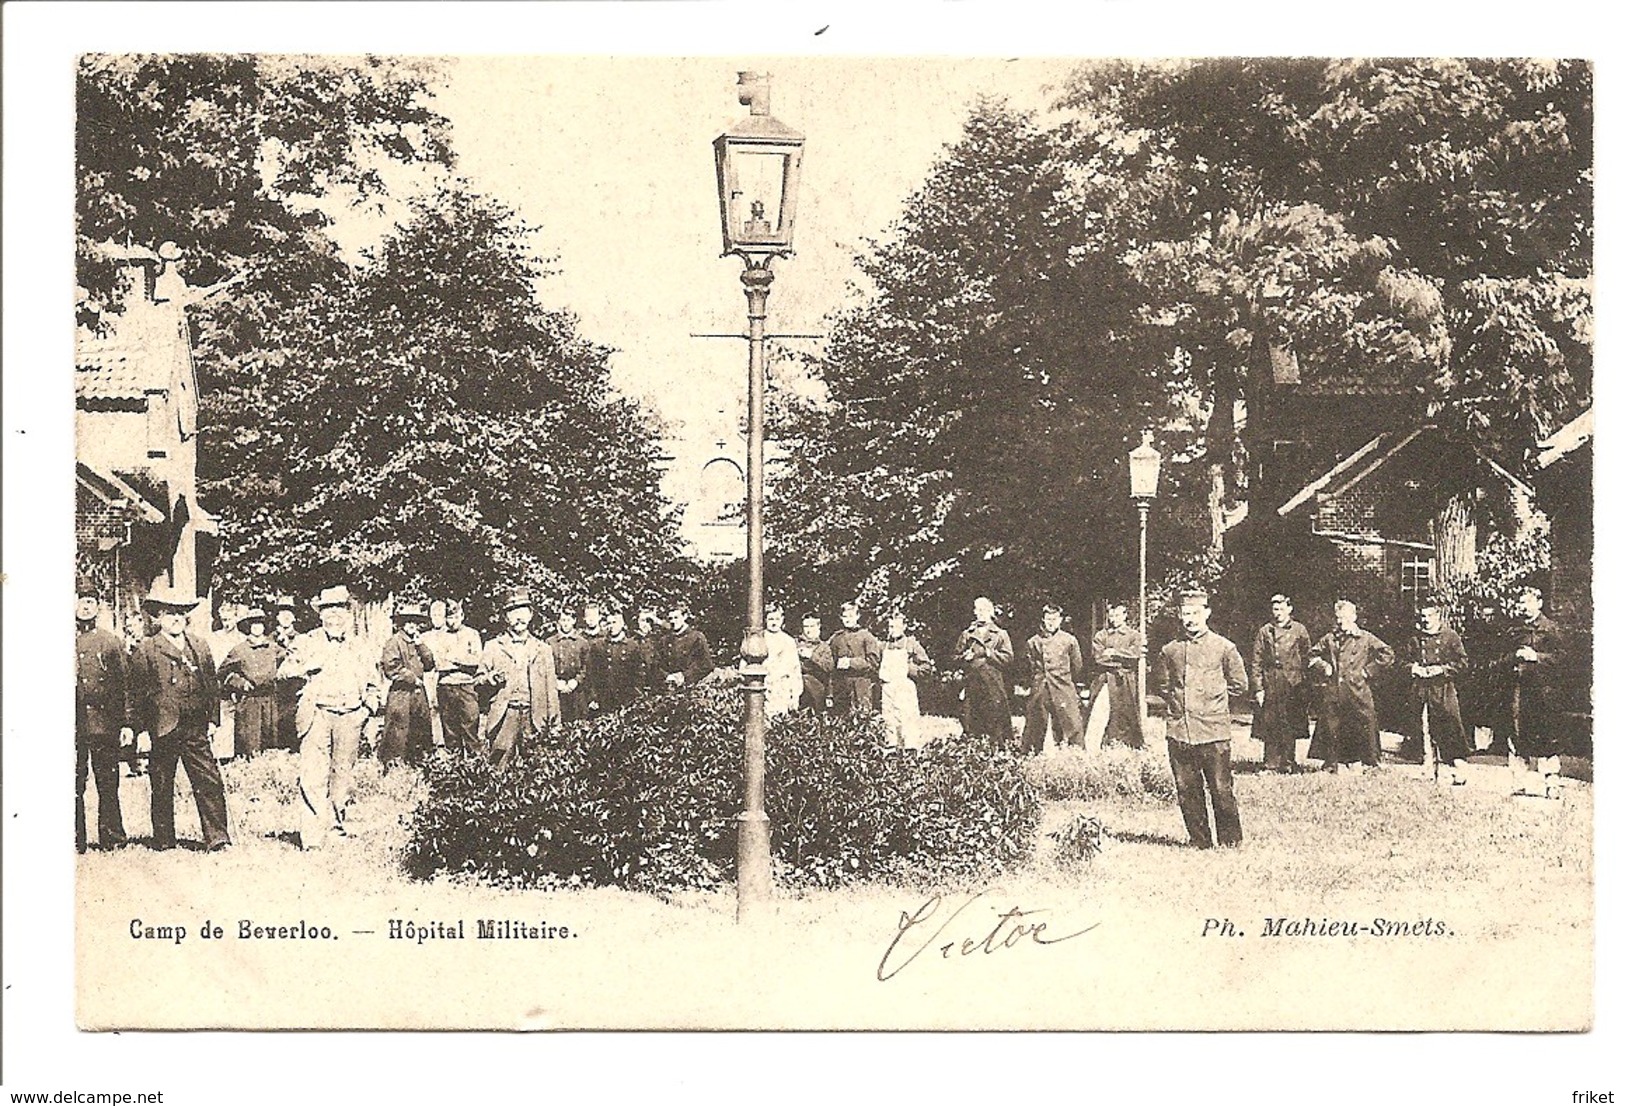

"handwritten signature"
[877, 890, 1099, 982]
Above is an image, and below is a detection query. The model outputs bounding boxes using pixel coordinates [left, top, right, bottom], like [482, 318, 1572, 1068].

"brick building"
[75, 244, 218, 638]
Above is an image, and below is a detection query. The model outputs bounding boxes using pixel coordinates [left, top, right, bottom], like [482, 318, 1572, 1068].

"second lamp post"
[1128, 432, 1163, 728]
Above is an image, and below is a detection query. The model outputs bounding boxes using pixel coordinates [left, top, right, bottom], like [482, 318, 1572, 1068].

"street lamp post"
[713, 72, 804, 923]
[1128, 432, 1163, 729]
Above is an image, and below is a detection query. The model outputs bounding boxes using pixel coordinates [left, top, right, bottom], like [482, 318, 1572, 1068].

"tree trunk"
[1435, 494, 1477, 587]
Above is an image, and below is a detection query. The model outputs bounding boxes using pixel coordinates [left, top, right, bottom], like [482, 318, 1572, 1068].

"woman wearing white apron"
[879, 613, 934, 749]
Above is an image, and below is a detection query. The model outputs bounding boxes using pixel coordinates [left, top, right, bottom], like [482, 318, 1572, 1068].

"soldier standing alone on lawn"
[1250, 594, 1311, 773]
[129, 585, 231, 852]
[1157, 589, 1249, 849]
[956, 597, 1014, 744]
[76, 584, 130, 852]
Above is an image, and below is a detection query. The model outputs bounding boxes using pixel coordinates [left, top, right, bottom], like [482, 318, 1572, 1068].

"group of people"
[1158, 585, 1569, 850]
[77, 569, 1570, 856]
[768, 595, 1151, 754]
[75, 580, 720, 852]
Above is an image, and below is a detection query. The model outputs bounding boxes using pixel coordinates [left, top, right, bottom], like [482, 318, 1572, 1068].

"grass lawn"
[76, 714, 1591, 1030]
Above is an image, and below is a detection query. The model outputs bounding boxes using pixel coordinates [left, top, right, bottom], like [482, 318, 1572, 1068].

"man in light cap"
[477, 587, 560, 772]
[278, 585, 382, 848]
[378, 600, 436, 767]
[129, 585, 231, 850]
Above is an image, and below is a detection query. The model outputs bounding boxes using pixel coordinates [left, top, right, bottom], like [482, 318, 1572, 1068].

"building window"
[1399, 555, 1435, 608]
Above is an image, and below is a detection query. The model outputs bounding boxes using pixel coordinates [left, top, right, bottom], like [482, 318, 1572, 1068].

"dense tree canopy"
[199, 188, 689, 609]
[78, 56, 688, 614]
[76, 53, 452, 304]
[770, 60, 1591, 636]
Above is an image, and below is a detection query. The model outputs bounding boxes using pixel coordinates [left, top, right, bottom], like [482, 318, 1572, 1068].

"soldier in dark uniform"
[797, 614, 835, 712]
[76, 586, 130, 852]
[219, 606, 285, 760]
[378, 600, 436, 766]
[1250, 594, 1311, 772]
[1090, 601, 1145, 749]
[1400, 596, 1471, 786]
[597, 610, 648, 711]
[1498, 586, 1567, 798]
[579, 601, 609, 714]
[635, 605, 668, 691]
[828, 602, 882, 715]
[1307, 599, 1395, 773]
[271, 594, 304, 751]
[548, 606, 593, 723]
[128, 586, 231, 851]
[662, 604, 715, 689]
[955, 596, 1014, 743]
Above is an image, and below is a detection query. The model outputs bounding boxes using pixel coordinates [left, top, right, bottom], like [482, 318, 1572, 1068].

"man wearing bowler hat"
[477, 587, 560, 772]
[378, 600, 437, 767]
[128, 585, 231, 851]
[278, 585, 382, 848]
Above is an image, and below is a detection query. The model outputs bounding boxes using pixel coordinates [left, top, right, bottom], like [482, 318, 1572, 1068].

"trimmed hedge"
[402, 685, 1041, 892]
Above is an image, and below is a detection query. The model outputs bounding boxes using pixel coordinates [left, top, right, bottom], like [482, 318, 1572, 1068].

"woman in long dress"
[879, 613, 934, 749]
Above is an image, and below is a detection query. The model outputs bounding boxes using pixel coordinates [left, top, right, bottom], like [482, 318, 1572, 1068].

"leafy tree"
[771, 61, 1589, 647]
[76, 52, 452, 305]
[1060, 58, 1592, 472]
[206, 187, 690, 613]
[769, 102, 1198, 645]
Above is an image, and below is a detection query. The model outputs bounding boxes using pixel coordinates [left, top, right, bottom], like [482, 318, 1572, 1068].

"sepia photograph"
[4, 0, 1617, 1101]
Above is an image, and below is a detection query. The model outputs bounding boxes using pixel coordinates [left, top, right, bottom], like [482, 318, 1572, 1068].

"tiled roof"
[75, 306, 190, 404]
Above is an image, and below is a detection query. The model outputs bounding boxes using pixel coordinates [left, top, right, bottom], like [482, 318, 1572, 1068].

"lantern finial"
[738, 71, 771, 116]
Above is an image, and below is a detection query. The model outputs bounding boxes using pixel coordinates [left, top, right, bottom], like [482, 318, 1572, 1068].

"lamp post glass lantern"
[713, 72, 804, 257]
[1129, 433, 1162, 729]
[715, 71, 803, 922]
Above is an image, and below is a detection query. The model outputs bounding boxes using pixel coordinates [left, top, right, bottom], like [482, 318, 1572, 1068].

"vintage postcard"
[61, 47, 1594, 1039]
[6, 7, 1617, 1103]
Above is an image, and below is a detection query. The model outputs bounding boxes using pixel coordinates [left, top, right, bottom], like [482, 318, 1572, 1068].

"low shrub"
[1048, 812, 1105, 867]
[402, 686, 1041, 892]
[1022, 744, 1177, 804]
